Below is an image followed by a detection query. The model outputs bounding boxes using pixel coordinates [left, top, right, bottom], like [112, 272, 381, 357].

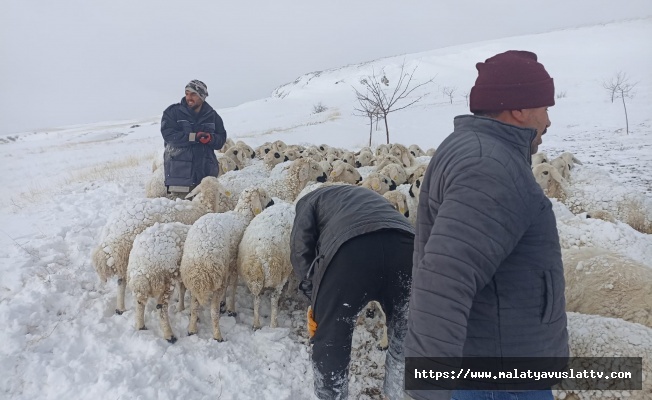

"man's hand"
[197, 132, 212, 144]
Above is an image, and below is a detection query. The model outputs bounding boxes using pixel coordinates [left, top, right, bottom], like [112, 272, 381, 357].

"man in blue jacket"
[405, 51, 568, 400]
[161, 80, 227, 198]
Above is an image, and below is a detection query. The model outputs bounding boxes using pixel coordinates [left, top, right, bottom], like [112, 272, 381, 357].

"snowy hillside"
[0, 18, 651, 400]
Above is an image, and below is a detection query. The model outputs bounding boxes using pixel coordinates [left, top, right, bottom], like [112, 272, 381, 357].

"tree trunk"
[621, 93, 629, 135]
[384, 114, 390, 144]
[368, 115, 373, 146]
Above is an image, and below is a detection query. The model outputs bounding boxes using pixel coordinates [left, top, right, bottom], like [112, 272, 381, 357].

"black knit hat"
[470, 50, 554, 113]
[185, 80, 208, 100]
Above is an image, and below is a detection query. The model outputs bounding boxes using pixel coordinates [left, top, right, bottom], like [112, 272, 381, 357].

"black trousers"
[312, 229, 414, 400]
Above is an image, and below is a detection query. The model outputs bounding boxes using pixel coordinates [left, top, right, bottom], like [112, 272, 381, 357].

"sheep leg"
[375, 302, 389, 351]
[188, 295, 200, 336]
[135, 294, 147, 331]
[226, 269, 238, 317]
[211, 288, 227, 342]
[177, 282, 186, 312]
[270, 286, 283, 329]
[116, 277, 127, 315]
[252, 294, 261, 330]
[157, 290, 176, 343]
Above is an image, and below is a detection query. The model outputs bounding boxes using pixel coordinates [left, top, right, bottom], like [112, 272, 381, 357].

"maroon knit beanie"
[469, 50, 554, 113]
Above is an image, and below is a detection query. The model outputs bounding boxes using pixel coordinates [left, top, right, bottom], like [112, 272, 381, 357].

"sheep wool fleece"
[405, 115, 568, 400]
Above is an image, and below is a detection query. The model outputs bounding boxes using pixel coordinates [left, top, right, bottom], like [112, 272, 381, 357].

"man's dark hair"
[473, 110, 503, 118]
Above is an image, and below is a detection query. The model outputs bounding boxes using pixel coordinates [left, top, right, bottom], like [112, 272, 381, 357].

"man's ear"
[510, 109, 528, 124]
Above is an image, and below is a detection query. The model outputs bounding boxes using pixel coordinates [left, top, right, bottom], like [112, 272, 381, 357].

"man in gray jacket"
[291, 185, 415, 400]
[404, 51, 568, 400]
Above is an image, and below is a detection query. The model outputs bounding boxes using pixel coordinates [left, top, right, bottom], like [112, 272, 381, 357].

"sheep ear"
[573, 156, 583, 165]
[186, 185, 202, 199]
[401, 152, 410, 167]
[298, 162, 311, 182]
[251, 191, 263, 215]
[330, 165, 344, 178]
[550, 167, 564, 183]
[371, 178, 381, 191]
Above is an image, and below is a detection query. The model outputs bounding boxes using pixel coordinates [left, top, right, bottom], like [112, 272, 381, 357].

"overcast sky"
[2, 0, 651, 134]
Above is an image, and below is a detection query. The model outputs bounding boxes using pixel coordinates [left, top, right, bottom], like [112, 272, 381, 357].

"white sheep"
[237, 200, 296, 330]
[359, 172, 396, 195]
[534, 163, 652, 234]
[222, 146, 248, 170]
[91, 176, 232, 314]
[145, 166, 167, 198]
[379, 163, 409, 186]
[374, 154, 404, 171]
[375, 144, 391, 156]
[383, 190, 410, 220]
[555, 312, 652, 400]
[389, 143, 417, 168]
[263, 149, 288, 170]
[585, 209, 616, 223]
[531, 151, 549, 167]
[234, 141, 256, 160]
[406, 164, 427, 185]
[339, 151, 356, 167]
[255, 142, 273, 159]
[271, 140, 288, 153]
[329, 160, 362, 184]
[180, 187, 273, 341]
[218, 137, 235, 153]
[127, 222, 190, 343]
[300, 146, 324, 162]
[560, 151, 582, 168]
[283, 148, 301, 161]
[408, 144, 426, 157]
[263, 158, 328, 202]
[562, 247, 652, 328]
[395, 183, 419, 226]
[355, 150, 375, 167]
[551, 156, 572, 180]
[425, 148, 437, 157]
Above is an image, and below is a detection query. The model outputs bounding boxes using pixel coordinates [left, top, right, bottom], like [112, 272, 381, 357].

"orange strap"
[307, 307, 317, 338]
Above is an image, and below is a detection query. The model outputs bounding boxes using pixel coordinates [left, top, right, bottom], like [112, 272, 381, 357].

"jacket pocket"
[177, 120, 193, 135]
[200, 122, 216, 133]
[541, 271, 554, 324]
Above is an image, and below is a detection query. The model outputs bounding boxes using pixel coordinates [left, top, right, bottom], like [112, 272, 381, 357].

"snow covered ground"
[1, 18, 651, 400]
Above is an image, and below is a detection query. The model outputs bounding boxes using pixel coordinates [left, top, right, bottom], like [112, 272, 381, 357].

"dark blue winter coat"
[161, 98, 227, 188]
[405, 115, 568, 399]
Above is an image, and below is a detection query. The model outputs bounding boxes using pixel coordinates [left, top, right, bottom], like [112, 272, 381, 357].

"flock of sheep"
[92, 138, 652, 399]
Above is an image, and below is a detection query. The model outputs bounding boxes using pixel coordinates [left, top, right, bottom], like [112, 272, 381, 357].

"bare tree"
[353, 61, 434, 143]
[353, 99, 381, 147]
[603, 72, 637, 135]
[442, 86, 456, 104]
[463, 91, 470, 107]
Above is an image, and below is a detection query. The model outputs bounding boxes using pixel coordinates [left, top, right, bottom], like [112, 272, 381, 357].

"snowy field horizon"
[1, 18, 651, 399]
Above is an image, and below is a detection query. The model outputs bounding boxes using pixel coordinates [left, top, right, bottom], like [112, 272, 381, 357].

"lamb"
[389, 143, 417, 168]
[354, 150, 375, 167]
[127, 222, 190, 343]
[218, 137, 235, 153]
[560, 151, 582, 168]
[271, 140, 288, 153]
[408, 144, 426, 157]
[263, 158, 328, 202]
[359, 172, 396, 195]
[562, 247, 652, 328]
[329, 160, 362, 184]
[339, 151, 356, 167]
[145, 166, 167, 198]
[375, 143, 391, 156]
[374, 154, 404, 171]
[234, 141, 256, 160]
[379, 163, 409, 185]
[425, 148, 436, 157]
[262, 149, 289, 170]
[222, 146, 248, 170]
[406, 164, 427, 185]
[531, 151, 549, 167]
[237, 200, 296, 330]
[255, 142, 273, 159]
[550, 156, 572, 180]
[300, 146, 324, 162]
[555, 312, 652, 400]
[180, 187, 273, 341]
[383, 190, 410, 219]
[534, 162, 652, 233]
[283, 148, 301, 161]
[91, 176, 232, 314]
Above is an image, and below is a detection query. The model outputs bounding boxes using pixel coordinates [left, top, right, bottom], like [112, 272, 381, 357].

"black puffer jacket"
[161, 98, 227, 187]
[291, 185, 415, 308]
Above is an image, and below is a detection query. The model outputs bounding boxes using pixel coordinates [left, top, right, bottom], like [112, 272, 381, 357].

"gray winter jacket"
[161, 98, 227, 188]
[405, 115, 568, 399]
[290, 185, 415, 307]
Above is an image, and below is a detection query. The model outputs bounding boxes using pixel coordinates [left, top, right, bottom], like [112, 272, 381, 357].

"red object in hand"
[197, 132, 211, 144]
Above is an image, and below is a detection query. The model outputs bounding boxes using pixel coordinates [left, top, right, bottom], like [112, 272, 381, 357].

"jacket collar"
[180, 97, 214, 118]
[454, 114, 536, 163]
